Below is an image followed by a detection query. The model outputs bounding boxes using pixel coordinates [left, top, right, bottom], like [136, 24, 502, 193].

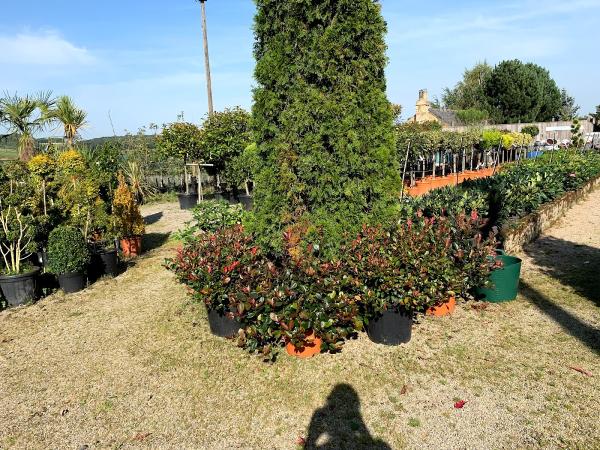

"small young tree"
[197, 107, 252, 188]
[571, 118, 584, 148]
[251, 0, 401, 254]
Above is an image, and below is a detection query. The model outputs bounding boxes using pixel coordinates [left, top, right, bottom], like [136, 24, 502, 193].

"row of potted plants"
[166, 211, 503, 359]
[166, 149, 600, 359]
[0, 152, 146, 309]
[408, 166, 498, 197]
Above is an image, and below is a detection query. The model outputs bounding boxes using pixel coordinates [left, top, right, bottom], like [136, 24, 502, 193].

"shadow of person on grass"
[306, 384, 391, 450]
[523, 236, 600, 307]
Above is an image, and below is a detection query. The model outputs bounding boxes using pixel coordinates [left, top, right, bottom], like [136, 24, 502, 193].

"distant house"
[411, 89, 462, 127]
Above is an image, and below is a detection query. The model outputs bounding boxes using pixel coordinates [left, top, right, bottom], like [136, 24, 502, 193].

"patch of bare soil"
[1, 199, 599, 450]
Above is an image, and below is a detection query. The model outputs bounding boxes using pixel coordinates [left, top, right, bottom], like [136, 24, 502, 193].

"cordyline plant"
[0, 201, 36, 275]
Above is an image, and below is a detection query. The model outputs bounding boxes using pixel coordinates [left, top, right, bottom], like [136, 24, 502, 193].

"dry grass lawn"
[1, 195, 599, 450]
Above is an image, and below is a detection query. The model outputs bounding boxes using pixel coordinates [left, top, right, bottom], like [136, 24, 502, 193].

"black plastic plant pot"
[214, 191, 227, 202]
[99, 249, 119, 277]
[207, 308, 240, 338]
[0, 267, 40, 307]
[90, 248, 119, 281]
[367, 309, 413, 345]
[227, 191, 240, 205]
[238, 194, 254, 211]
[58, 271, 86, 294]
[178, 192, 198, 210]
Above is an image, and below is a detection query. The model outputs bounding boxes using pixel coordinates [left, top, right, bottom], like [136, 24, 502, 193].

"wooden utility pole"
[198, 0, 214, 114]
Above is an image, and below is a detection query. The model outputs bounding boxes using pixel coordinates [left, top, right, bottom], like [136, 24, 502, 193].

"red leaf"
[454, 400, 466, 409]
[296, 436, 306, 446]
[569, 366, 593, 377]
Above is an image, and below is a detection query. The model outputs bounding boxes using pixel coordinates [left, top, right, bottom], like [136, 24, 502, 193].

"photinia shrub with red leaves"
[166, 213, 499, 359]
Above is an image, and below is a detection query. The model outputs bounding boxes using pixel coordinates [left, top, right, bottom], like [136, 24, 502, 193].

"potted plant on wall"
[112, 173, 145, 257]
[47, 225, 90, 294]
[0, 203, 39, 306]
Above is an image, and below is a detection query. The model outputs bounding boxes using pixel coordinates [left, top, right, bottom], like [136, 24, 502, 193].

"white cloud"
[0, 30, 95, 66]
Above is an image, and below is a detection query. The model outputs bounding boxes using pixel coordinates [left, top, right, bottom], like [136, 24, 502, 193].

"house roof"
[430, 108, 462, 126]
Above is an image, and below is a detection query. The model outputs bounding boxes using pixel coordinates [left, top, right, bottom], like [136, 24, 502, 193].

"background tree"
[590, 105, 600, 132]
[251, 0, 401, 254]
[442, 62, 492, 111]
[52, 96, 88, 148]
[484, 60, 562, 123]
[558, 89, 580, 120]
[0, 92, 54, 161]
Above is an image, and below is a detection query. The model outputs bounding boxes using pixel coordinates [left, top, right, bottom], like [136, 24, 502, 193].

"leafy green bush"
[250, 0, 401, 256]
[156, 122, 203, 163]
[197, 107, 252, 176]
[403, 185, 489, 218]
[521, 125, 539, 138]
[47, 225, 90, 275]
[174, 200, 245, 244]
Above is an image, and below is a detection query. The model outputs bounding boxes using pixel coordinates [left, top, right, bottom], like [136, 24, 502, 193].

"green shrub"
[47, 225, 90, 275]
[403, 185, 489, 218]
[521, 125, 539, 138]
[250, 0, 401, 256]
[197, 107, 252, 177]
[174, 200, 245, 244]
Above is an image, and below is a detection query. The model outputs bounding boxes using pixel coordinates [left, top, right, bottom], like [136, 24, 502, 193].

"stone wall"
[501, 176, 600, 253]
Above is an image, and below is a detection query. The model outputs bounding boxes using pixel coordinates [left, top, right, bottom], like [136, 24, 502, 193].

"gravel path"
[0, 196, 599, 450]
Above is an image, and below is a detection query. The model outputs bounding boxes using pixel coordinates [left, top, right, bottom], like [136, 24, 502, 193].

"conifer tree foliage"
[250, 0, 401, 254]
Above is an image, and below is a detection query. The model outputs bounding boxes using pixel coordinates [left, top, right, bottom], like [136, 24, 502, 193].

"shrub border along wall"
[501, 174, 600, 253]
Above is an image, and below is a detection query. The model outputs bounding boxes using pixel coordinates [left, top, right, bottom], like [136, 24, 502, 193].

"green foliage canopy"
[250, 0, 401, 254]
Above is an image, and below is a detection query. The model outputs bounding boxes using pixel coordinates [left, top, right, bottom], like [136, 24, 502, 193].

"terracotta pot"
[120, 236, 142, 258]
[286, 331, 322, 359]
[426, 296, 456, 317]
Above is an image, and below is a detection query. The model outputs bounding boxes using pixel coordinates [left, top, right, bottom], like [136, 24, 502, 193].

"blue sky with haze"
[1, 0, 598, 138]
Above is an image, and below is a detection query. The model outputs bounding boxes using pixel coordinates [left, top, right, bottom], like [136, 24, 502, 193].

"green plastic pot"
[476, 250, 522, 303]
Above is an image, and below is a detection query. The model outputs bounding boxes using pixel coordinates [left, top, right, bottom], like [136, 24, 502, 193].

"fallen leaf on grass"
[471, 303, 488, 312]
[296, 436, 306, 446]
[569, 366, 593, 377]
[132, 432, 152, 442]
[454, 400, 467, 409]
[400, 385, 408, 395]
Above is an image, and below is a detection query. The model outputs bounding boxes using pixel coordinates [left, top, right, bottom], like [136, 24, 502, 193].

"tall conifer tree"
[251, 0, 401, 254]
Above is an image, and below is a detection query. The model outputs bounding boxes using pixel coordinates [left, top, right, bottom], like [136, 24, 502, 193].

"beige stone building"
[411, 89, 462, 126]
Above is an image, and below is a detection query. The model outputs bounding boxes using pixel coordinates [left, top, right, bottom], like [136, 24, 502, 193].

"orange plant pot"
[120, 236, 142, 258]
[286, 331, 323, 359]
[426, 296, 456, 317]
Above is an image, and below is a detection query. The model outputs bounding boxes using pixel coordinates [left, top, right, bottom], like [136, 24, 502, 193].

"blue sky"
[1, 0, 598, 138]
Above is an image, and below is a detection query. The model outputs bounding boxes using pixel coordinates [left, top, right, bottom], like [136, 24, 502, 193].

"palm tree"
[52, 96, 88, 149]
[0, 91, 54, 161]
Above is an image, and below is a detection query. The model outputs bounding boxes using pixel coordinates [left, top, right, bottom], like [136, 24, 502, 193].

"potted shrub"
[475, 250, 522, 303]
[165, 225, 258, 338]
[156, 122, 203, 210]
[0, 204, 39, 306]
[197, 107, 253, 203]
[112, 173, 145, 257]
[224, 143, 259, 211]
[47, 226, 90, 294]
[174, 200, 245, 245]
[89, 239, 119, 280]
[361, 216, 461, 344]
